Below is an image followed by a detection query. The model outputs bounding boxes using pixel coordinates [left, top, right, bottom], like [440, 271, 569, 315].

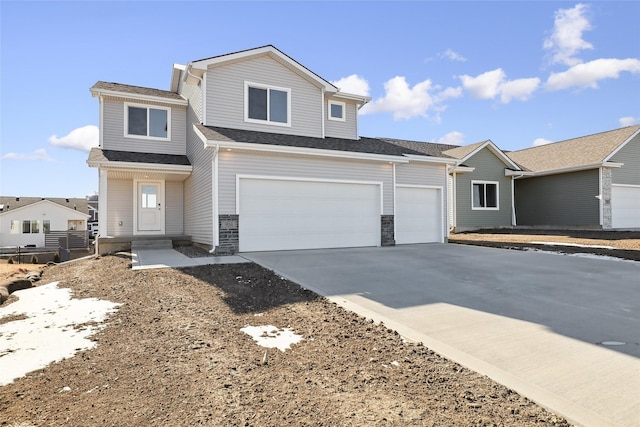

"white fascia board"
[170, 64, 186, 92]
[205, 139, 410, 164]
[402, 154, 458, 165]
[190, 46, 337, 92]
[451, 166, 476, 173]
[90, 88, 188, 106]
[521, 162, 623, 178]
[332, 91, 372, 104]
[603, 128, 640, 162]
[505, 169, 534, 177]
[87, 160, 192, 174]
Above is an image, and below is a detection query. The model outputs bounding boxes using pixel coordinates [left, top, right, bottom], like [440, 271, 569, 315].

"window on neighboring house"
[43, 220, 51, 233]
[126, 104, 170, 139]
[22, 220, 40, 234]
[245, 82, 290, 126]
[472, 181, 499, 210]
[328, 101, 345, 121]
[10, 220, 19, 234]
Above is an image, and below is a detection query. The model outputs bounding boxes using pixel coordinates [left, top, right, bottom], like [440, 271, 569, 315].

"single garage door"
[395, 186, 442, 244]
[612, 185, 640, 228]
[239, 177, 381, 252]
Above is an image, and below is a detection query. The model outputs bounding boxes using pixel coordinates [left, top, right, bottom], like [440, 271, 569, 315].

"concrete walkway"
[244, 244, 640, 427]
[131, 248, 249, 270]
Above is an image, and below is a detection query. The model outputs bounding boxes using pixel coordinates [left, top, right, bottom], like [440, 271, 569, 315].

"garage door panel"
[239, 178, 380, 252]
[395, 187, 442, 244]
[612, 185, 640, 228]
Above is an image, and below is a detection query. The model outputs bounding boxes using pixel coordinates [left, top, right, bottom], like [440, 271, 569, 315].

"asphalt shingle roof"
[0, 197, 89, 215]
[88, 148, 191, 166]
[377, 138, 460, 158]
[91, 81, 185, 101]
[196, 125, 432, 157]
[507, 125, 640, 172]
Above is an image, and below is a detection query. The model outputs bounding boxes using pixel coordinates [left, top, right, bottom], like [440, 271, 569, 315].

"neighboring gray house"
[87, 45, 458, 254]
[507, 125, 640, 229]
[383, 139, 523, 232]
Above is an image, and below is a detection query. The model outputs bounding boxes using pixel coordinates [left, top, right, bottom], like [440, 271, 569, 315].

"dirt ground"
[3, 229, 633, 426]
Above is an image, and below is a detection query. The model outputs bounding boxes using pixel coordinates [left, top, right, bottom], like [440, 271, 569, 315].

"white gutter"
[90, 89, 187, 106]
[401, 154, 458, 166]
[512, 162, 623, 178]
[87, 160, 192, 173]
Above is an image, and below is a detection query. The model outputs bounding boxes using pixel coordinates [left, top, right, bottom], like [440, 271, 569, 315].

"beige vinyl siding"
[101, 98, 187, 155]
[165, 181, 184, 235]
[205, 56, 323, 138]
[515, 169, 600, 226]
[324, 99, 359, 140]
[106, 178, 134, 236]
[218, 151, 394, 215]
[456, 148, 512, 228]
[610, 134, 640, 185]
[395, 162, 448, 237]
[183, 109, 214, 246]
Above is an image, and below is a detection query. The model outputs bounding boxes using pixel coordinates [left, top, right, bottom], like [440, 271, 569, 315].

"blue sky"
[1, 1, 638, 198]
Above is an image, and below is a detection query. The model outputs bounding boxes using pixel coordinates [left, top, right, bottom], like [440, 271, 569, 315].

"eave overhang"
[90, 88, 188, 107]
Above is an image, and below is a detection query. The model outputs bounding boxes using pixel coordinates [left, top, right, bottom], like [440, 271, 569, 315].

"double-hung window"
[245, 82, 291, 126]
[125, 104, 170, 140]
[471, 181, 499, 210]
[328, 101, 346, 121]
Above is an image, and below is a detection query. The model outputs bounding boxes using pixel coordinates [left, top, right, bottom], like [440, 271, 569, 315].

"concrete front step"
[131, 239, 173, 250]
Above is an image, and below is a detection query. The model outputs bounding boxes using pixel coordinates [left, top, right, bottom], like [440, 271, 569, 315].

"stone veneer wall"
[217, 214, 239, 255]
[381, 215, 395, 246]
[601, 167, 612, 229]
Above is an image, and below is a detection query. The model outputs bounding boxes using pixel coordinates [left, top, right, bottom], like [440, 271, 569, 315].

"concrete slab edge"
[253, 260, 617, 427]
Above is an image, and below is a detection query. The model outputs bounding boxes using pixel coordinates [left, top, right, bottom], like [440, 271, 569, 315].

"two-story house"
[87, 45, 460, 255]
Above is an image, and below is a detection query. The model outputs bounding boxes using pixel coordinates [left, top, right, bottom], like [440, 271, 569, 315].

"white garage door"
[395, 186, 442, 244]
[612, 185, 640, 228]
[239, 178, 381, 252]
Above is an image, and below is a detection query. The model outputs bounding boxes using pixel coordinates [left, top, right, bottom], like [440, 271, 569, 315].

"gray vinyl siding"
[178, 79, 203, 124]
[183, 108, 214, 246]
[324, 100, 359, 140]
[165, 181, 184, 235]
[395, 162, 448, 237]
[106, 178, 133, 236]
[218, 151, 394, 215]
[515, 169, 600, 226]
[610, 133, 640, 185]
[456, 148, 512, 228]
[101, 98, 187, 155]
[205, 56, 323, 138]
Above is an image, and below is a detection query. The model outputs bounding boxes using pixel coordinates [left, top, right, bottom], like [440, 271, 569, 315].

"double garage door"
[238, 177, 442, 252]
[612, 185, 640, 229]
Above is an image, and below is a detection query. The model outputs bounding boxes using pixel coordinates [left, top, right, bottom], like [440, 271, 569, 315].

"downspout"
[392, 162, 396, 240]
[210, 144, 220, 253]
[510, 172, 527, 227]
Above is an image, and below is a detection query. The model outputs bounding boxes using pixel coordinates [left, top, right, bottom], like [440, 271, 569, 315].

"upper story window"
[471, 181, 499, 210]
[245, 81, 291, 127]
[328, 101, 346, 122]
[125, 103, 170, 140]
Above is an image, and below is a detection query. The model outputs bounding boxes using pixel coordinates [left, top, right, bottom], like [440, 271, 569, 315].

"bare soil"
[0, 248, 572, 426]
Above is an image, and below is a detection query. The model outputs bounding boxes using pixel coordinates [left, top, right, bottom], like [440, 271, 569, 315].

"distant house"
[507, 125, 640, 229]
[383, 139, 523, 232]
[0, 197, 90, 248]
[87, 45, 459, 255]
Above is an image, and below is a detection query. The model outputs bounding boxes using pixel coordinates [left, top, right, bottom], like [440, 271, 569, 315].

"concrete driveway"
[244, 244, 640, 427]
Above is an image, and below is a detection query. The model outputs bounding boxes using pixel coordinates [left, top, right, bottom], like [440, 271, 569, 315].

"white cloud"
[1, 148, 53, 161]
[619, 116, 638, 127]
[545, 58, 640, 91]
[532, 138, 553, 147]
[544, 3, 593, 66]
[331, 74, 370, 97]
[459, 68, 540, 103]
[48, 125, 99, 151]
[437, 131, 464, 146]
[363, 76, 462, 121]
[440, 49, 467, 62]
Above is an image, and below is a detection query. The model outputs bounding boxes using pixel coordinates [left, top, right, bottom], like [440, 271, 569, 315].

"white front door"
[137, 181, 164, 233]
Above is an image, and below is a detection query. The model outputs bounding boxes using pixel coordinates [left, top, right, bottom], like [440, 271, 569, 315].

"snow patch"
[241, 325, 303, 352]
[0, 282, 121, 386]
[530, 241, 614, 250]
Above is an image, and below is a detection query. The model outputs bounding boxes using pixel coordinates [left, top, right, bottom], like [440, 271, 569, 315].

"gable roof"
[195, 125, 458, 163]
[0, 198, 90, 217]
[443, 140, 521, 170]
[91, 81, 187, 105]
[507, 125, 640, 173]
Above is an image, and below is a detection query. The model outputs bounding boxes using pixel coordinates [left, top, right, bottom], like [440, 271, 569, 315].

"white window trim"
[328, 100, 346, 122]
[124, 102, 171, 141]
[471, 180, 499, 210]
[244, 81, 292, 127]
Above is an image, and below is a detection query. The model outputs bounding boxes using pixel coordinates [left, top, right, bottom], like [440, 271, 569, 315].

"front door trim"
[133, 179, 165, 235]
